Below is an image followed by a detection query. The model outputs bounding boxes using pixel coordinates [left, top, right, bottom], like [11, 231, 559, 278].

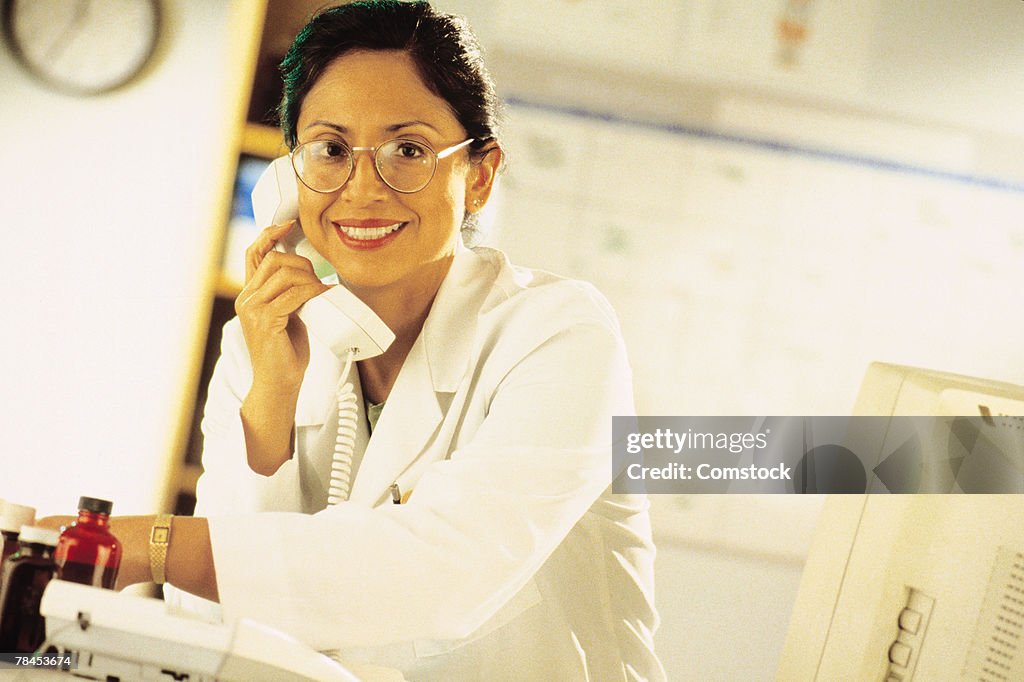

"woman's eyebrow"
[386, 120, 441, 134]
[303, 120, 348, 133]
[301, 119, 441, 135]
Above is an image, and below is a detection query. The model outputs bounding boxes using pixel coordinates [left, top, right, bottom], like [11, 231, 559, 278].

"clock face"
[2, 0, 161, 95]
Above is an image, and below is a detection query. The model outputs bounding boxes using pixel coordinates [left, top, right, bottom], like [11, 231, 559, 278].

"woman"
[49, 2, 664, 679]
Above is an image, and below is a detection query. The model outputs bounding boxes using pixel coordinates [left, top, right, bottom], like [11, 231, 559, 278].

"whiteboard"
[484, 102, 1024, 416]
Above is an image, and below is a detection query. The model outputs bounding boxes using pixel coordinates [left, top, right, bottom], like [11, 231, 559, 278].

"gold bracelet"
[149, 513, 173, 585]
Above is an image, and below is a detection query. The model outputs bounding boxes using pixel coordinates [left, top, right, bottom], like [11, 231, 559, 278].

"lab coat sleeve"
[193, 318, 304, 515]
[207, 283, 634, 650]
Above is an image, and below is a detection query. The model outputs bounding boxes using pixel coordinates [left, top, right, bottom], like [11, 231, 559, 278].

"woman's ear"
[464, 145, 502, 213]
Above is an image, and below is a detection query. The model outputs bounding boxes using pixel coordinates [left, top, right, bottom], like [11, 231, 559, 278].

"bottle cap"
[78, 497, 113, 515]
[17, 525, 59, 547]
[0, 502, 37, 534]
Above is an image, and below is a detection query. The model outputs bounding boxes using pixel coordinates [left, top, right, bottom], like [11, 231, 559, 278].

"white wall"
[0, 1, 264, 516]
[443, 0, 1024, 145]
[488, 102, 1024, 417]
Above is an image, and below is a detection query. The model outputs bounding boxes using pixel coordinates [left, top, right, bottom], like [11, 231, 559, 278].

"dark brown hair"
[278, 0, 502, 160]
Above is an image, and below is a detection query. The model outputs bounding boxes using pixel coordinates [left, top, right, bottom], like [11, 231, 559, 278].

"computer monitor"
[777, 363, 1024, 681]
[852, 362, 1024, 420]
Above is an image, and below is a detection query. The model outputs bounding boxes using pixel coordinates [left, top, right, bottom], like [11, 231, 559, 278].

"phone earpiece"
[253, 156, 300, 229]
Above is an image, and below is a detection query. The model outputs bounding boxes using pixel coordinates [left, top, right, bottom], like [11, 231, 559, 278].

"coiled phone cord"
[327, 349, 359, 506]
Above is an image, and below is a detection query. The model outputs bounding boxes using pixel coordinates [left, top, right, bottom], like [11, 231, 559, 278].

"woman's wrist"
[165, 516, 218, 602]
[104, 515, 218, 602]
[248, 373, 302, 402]
[241, 383, 299, 475]
[109, 515, 160, 589]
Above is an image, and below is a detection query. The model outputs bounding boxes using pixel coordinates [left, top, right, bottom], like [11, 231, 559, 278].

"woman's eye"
[324, 141, 348, 158]
[307, 141, 350, 166]
[395, 142, 425, 159]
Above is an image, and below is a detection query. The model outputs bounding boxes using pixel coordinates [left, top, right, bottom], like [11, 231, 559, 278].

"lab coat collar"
[421, 241, 492, 393]
[347, 242, 493, 505]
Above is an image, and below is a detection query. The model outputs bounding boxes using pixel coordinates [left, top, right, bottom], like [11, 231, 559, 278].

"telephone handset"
[251, 156, 396, 505]
[251, 155, 395, 360]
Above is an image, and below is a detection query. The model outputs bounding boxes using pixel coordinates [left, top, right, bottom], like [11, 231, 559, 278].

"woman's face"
[294, 49, 491, 294]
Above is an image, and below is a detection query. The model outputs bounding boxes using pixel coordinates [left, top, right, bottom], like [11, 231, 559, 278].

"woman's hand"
[235, 221, 328, 475]
[236, 221, 328, 390]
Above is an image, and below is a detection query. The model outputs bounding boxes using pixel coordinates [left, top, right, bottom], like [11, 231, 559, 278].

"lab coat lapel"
[348, 333, 442, 506]
[347, 245, 488, 506]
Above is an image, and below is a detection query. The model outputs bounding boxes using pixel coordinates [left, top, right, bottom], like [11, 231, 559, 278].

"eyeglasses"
[290, 137, 475, 194]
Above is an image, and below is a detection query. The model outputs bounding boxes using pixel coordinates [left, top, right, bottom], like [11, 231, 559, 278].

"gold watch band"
[149, 513, 173, 585]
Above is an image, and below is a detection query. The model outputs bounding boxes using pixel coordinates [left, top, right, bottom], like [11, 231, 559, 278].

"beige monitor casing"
[778, 363, 1024, 681]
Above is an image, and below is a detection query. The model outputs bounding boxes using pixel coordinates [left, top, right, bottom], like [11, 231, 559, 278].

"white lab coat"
[184, 245, 666, 681]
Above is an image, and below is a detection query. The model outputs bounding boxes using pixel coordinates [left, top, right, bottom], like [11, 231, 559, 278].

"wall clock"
[2, 0, 161, 95]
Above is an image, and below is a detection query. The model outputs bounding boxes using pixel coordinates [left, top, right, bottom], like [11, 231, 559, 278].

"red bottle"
[55, 497, 121, 589]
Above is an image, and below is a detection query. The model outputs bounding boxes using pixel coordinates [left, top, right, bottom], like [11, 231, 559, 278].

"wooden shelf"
[178, 2, 311, 508]
[241, 122, 287, 159]
[178, 463, 204, 497]
[216, 272, 242, 299]
[214, 124, 285, 301]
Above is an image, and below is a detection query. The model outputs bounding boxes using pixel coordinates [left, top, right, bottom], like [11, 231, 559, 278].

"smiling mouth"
[336, 222, 405, 241]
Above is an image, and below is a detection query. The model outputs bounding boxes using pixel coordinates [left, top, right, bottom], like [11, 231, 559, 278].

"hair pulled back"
[278, 0, 502, 160]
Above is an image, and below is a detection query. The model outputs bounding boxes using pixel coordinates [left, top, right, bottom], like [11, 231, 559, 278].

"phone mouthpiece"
[298, 287, 395, 360]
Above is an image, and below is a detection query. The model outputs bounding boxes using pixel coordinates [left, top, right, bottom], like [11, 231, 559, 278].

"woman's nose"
[343, 150, 389, 200]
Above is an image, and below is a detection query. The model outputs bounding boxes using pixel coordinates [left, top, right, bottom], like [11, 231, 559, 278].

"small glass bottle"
[55, 497, 121, 589]
[0, 525, 60, 653]
[0, 502, 37, 565]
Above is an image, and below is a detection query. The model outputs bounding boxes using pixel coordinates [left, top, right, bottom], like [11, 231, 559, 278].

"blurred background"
[1, 1, 1022, 679]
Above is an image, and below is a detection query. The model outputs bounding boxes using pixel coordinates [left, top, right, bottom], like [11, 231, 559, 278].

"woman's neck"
[351, 252, 455, 403]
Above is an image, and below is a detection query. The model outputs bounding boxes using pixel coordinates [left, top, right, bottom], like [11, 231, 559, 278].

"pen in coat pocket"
[389, 483, 413, 504]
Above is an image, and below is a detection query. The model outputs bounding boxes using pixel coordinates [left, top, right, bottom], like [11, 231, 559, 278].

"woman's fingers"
[237, 278, 328, 322]
[245, 220, 298, 283]
[236, 263, 326, 317]
[243, 249, 318, 296]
